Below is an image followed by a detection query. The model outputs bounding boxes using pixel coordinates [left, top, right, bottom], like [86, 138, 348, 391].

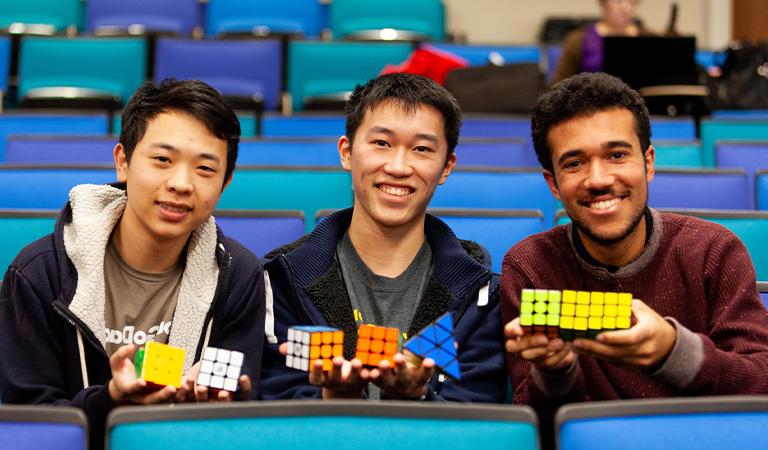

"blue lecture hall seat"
[661, 209, 768, 282]
[0, 113, 110, 162]
[18, 37, 146, 106]
[330, 0, 444, 41]
[429, 168, 557, 226]
[460, 116, 531, 139]
[716, 140, 768, 209]
[700, 119, 768, 167]
[454, 139, 537, 168]
[5, 135, 117, 164]
[428, 44, 540, 66]
[557, 396, 768, 450]
[0, 166, 116, 209]
[206, 0, 326, 39]
[154, 38, 282, 111]
[107, 401, 539, 450]
[287, 41, 413, 112]
[85, 0, 201, 35]
[652, 141, 704, 168]
[546, 44, 563, 82]
[214, 210, 305, 258]
[755, 170, 768, 210]
[0, 209, 58, 273]
[430, 209, 545, 273]
[261, 114, 346, 137]
[649, 169, 750, 210]
[758, 281, 768, 308]
[0, 405, 88, 450]
[712, 110, 768, 120]
[238, 138, 341, 166]
[649, 117, 697, 141]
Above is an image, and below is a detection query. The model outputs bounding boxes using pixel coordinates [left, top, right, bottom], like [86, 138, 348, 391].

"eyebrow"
[148, 142, 221, 163]
[367, 126, 440, 145]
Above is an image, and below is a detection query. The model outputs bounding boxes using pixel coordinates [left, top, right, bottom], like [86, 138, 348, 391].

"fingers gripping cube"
[286, 326, 344, 372]
[355, 324, 400, 367]
[520, 288, 634, 340]
[134, 341, 185, 388]
[196, 347, 244, 392]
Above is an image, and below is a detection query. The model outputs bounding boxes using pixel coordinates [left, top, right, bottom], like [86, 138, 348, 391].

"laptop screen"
[602, 36, 699, 89]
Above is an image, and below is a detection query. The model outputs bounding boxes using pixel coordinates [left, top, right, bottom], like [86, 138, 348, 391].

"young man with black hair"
[502, 72, 768, 441]
[0, 79, 265, 445]
[260, 73, 506, 402]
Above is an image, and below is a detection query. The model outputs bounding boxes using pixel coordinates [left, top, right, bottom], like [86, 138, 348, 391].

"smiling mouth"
[158, 202, 191, 213]
[378, 184, 413, 197]
[588, 198, 621, 210]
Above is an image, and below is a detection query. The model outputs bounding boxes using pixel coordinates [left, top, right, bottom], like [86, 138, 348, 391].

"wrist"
[107, 379, 125, 404]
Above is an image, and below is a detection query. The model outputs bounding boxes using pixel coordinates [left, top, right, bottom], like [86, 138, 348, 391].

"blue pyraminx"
[404, 312, 461, 380]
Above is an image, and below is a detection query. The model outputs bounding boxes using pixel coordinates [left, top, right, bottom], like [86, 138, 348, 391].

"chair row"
[0, 0, 445, 40]
[3, 396, 768, 450]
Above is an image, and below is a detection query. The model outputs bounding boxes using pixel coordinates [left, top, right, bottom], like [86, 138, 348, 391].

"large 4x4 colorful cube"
[355, 324, 400, 367]
[286, 326, 344, 372]
[519, 289, 633, 340]
[134, 341, 185, 388]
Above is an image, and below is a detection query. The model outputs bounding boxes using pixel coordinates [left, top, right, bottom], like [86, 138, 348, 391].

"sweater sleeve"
[500, 254, 590, 409]
[671, 232, 768, 394]
[0, 265, 115, 440]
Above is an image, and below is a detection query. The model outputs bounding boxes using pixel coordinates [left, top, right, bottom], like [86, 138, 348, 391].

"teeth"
[590, 199, 619, 210]
[379, 185, 410, 196]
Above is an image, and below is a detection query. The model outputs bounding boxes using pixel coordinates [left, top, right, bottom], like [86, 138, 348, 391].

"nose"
[584, 160, 615, 191]
[384, 148, 414, 177]
[166, 166, 194, 194]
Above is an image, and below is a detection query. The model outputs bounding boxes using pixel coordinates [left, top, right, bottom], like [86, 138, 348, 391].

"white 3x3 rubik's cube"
[196, 347, 244, 392]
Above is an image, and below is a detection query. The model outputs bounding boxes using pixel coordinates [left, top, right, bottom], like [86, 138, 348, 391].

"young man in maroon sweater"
[502, 73, 768, 443]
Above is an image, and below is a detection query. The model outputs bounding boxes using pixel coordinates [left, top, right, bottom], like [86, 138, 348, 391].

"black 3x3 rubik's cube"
[519, 289, 633, 340]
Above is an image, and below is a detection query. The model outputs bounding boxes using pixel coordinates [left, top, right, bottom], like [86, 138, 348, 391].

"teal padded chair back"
[206, 0, 325, 38]
[18, 37, 146, 105]
[555, 209, 570, 226]
[717, 140, 768, 208]
[0, 0, 79, 31]
[712, 110, 768, 119]
[0, 112, 109, 162]
[0, 166, 116, 209]
[108, 401, 538, 450]
[0, 209, 57, 273]
[430, 209, 545, 273]
[429, 168, 558, 225]
[650, 169, 750, 210]
[287, 41, 412, 112]
[661, 209, 768, 281]
[701, 119, 768, 167]
[5, 135, 117, 164]
[429, 44, 539, 66]
[653, 141, 703, 168]
[262, 114, 345, 137]
[758, 281, 768, 308]
[0, 405, 88, 450]
[217, 166, 352, 232]
[330, 0, 444, 41]
[214, 209, 305, 257]
[557, 396, 768, 450]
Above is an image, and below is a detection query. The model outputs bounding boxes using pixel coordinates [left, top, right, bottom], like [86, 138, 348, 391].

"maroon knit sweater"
[501, 210, 768, 413]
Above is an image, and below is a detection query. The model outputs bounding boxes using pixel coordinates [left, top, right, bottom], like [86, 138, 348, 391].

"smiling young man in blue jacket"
[260, 73, 507, 402]
[0, 79, 265, 447]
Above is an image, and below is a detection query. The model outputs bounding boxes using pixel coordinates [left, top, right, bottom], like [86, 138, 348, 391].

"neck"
[347, 209, 426, 278]
[579, 215, 647, 267]
[112, 216, 188, 273]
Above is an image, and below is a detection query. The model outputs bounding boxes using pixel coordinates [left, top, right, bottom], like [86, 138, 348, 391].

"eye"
[153, 155, 171, 163]
[609, 151, 629, 160]
[198, 165, 216, 173]
[562, 159, 583, 170]
[372, 139, 389, 147]
[414, 146, 432, 153]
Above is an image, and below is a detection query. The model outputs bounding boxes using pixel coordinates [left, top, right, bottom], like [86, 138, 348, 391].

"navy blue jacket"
[0, 187, 265, 447]
[260, 208, 507, 402]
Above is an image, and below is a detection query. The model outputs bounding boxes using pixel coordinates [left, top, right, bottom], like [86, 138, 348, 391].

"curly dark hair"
[120, 78, 241, 184]
[344, 73, 462, 159]
[531, 72, 651, 173]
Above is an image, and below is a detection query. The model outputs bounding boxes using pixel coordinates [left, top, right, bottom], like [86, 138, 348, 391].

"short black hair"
[344, 73, 462, 158]
[120, 79, 241, 184]
[531, 72, 651, 173]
